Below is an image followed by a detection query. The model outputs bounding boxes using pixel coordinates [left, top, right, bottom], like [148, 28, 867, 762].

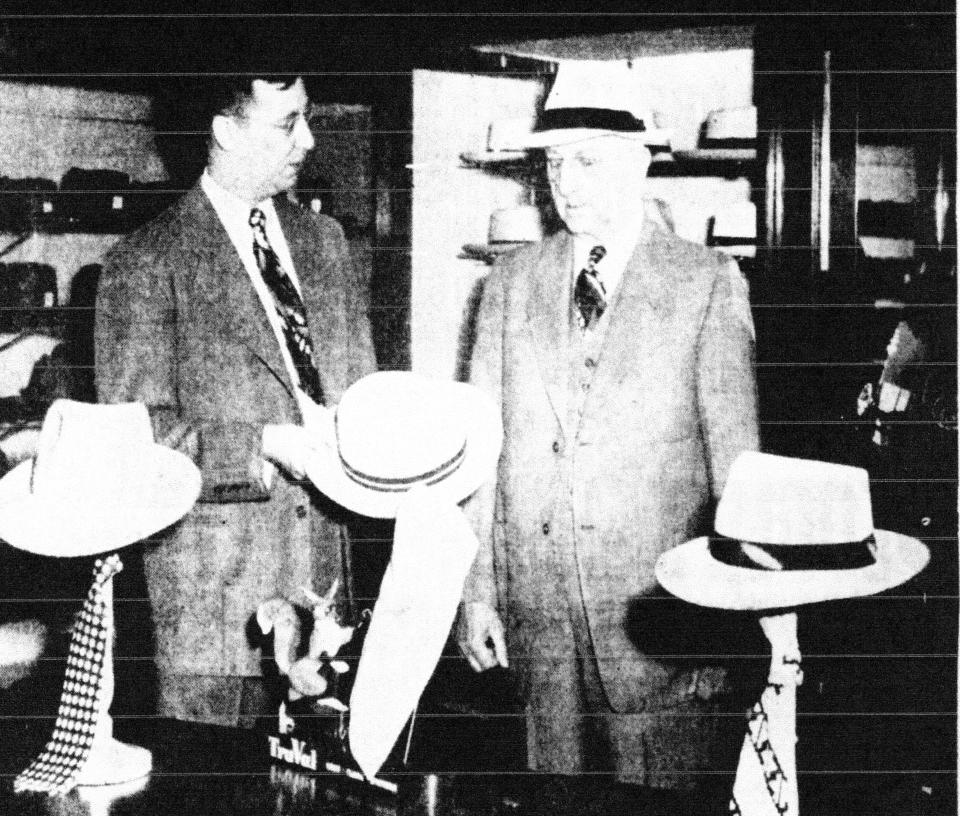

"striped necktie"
[574, 245, 607, 330]
[249, 207, 325, 404]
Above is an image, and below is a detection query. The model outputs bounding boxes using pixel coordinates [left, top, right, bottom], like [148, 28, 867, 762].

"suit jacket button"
[295, 505, 308, 519]
[541, 522, 550, 536]
[552, 440, 561, 453]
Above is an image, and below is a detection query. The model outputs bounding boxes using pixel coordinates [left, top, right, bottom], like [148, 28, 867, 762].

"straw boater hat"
[655, 451, 929, 610]
[305, 371, 502, 519]
[0, 399, 201, 556]
[513, 60, 671, 149]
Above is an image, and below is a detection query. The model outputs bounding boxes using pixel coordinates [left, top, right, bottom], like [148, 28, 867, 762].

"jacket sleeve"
[460, 267, 506, 608]
[94, 241, 271, 503]
[696, 258, 761, 497]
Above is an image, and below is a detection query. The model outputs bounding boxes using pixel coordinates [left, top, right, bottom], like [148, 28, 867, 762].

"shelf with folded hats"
[459, 203, 545, 264]
[670, 106, 759, 164]
[0, 171, 180, 235]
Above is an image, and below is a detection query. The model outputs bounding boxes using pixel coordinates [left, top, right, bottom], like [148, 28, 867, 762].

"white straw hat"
[514, 61, 671, 149]
[305, 372, 502, 519]
[655, 451, 929, 610]
[0, 400, 201, 557]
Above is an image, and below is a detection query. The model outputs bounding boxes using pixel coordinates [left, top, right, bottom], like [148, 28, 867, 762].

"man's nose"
[294, 116, 315, 151]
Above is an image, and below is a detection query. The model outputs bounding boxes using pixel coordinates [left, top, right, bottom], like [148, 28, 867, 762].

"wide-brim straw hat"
[0, 400, 201, 557]
[655, 452, 929, 610]
[305, 372, 502, 519]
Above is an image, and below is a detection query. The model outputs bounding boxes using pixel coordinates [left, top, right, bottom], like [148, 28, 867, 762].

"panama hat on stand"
[0, 399, 201, 795]
[300, 372, 502, 779]
[0, 399, 201, 556]
[655, 451, 929, 611]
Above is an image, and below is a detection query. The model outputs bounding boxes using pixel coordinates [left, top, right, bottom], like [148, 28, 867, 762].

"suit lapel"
[525, 232, 575, 440]
[182, 187, 294, 399]
[276, 202, 340, 401]
[577, 223, 676, 430]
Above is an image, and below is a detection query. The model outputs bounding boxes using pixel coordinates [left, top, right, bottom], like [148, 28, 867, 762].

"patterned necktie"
[574, 245, 608, 330]
[249, 208, 325, 404]
[729, 613, 802, 816]
[15, 555, 122, 795]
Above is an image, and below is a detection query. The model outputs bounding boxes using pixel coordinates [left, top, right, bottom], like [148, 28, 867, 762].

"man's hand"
[262, 423, 316, 480]
[299, 398, 334, 437]
[457, 601, 508, 672]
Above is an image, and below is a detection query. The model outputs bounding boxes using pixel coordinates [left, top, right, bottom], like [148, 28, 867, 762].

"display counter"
[0, 717, 732, 816]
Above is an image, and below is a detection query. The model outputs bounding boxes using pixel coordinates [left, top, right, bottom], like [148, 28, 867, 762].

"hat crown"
[716, 452, 874, 545]
[334, 372, 468, 490]
[517, 60, 671, 149]
[545, 60, 647, 119]
[0, 399, 201, 556]
[31, 400, 153, 500]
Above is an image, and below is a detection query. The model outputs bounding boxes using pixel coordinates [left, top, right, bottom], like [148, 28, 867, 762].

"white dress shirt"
[200, 172, 323, 483]
[200, 171, 315, 414]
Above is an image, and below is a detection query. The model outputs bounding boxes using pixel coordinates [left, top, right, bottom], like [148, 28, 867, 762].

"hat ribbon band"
[536, 107, 648, 134]
[709, 535, 878, 571]
[340, 442, 466, 494]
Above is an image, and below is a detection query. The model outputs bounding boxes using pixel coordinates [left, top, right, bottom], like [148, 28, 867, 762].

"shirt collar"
[572, 214, 647, 293]
[200, 170, 276, 226]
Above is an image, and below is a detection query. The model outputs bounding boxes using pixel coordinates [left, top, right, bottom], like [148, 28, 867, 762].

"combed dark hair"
[201, 74, 299, 121]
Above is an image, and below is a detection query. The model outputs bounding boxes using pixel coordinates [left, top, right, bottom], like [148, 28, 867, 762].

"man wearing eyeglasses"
[95, 74, 376, 726]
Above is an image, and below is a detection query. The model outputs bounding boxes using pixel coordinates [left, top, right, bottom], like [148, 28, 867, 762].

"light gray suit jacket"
[95, 185, 376, 679]
[463, 223, 760, 713]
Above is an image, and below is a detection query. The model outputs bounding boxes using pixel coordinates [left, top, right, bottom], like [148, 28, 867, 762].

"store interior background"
[0, 2, 955, 813]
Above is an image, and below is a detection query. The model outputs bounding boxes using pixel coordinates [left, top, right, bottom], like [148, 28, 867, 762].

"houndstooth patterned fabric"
[14, 555, 122, 795]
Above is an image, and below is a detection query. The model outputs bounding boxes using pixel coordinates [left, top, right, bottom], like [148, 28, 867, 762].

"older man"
[458, 77, 761, 788]
[95, 74, 376, 726]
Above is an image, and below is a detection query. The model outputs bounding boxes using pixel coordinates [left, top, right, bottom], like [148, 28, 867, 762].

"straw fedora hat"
[514, 60, 671, 149]
[655, 451, 929, 610]
[0, 399, 201, 557]
[304, 371, 502, 519]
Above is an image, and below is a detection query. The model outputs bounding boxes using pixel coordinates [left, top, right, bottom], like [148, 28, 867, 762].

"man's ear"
[211, 114, 239, 152]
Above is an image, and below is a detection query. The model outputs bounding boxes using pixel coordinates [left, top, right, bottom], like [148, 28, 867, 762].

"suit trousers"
[522, 522, 741, 790]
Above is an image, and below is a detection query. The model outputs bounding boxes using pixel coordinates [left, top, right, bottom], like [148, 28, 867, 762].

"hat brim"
[0, 445, 201, 557]
[654, 530, 930, 611]
[304, 383, 502, 519]
[460, 150, 530, 165]
[514, 127, 672, 149]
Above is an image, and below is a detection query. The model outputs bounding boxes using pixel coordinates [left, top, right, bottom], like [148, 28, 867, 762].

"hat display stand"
[2, 399, 201, 798]
[729, 612, 802, 816]
[301, 373, 501, 784]
[655, 451, 930, 816]
[14, 555, 152, 795]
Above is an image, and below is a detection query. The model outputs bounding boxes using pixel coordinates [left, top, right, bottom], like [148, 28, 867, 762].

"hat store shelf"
[457, 133, 550, 265]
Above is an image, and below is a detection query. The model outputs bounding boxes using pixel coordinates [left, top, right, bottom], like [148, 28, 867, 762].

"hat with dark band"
[655, 451, 929, 610]
[513, 60, 671, 149]
[304, 371, 502, 519]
